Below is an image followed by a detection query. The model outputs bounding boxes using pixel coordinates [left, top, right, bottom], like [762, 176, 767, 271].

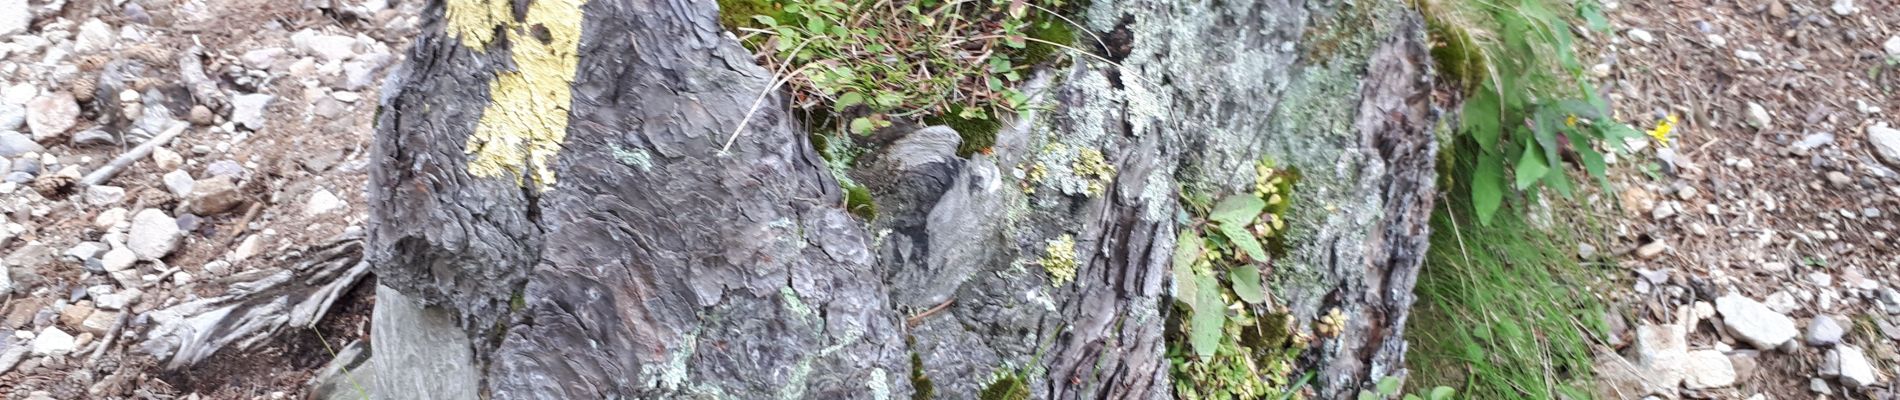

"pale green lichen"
[642, 330, 699, 391]
[612, 145, 654, 172]
[781, 286, 814, 319]
[1039, 234, 1078, 285]
[869, 368, 892, 400]
[1021, 142, 1116, 202]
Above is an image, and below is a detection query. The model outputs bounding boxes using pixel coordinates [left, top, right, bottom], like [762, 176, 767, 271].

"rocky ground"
[0, 0, 422, 398]
[1590, 0, 1900, 398]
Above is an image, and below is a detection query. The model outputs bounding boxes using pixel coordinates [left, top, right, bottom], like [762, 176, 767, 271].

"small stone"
[100, 248, 135, 272]
[1886, 36, 1900, 58]
[1736, 50, 1764, 64]
[78, 310, 114, 336]
[1627, 28, 1655, 44]
[126, 209, 183, 260]
[70, 129, 115, 147]
[231, 235, 261, 262]
[1676, 186, 1698, 200]
[1578, 243, 1597, 259]
[1808, 315, 1844, 347]
[162, 170, 194, 197]
[1813, 378, 1833, 394]
[74, 19, 116, 53]
[1706, 34, 1726, 47]
[0, 131, 41, 157]
[188, 176, 243, 215]
[230, 94, 274, 131]
[63, 242, 105, 262]
[94, 290, 136, 310]
[1636, 241, 1667, 259]
[1717, 293, 1800, 350]
[83, 185, 125, 206]
[206, 160, 246, 178]
[29, 328, 74, 356]
[152, 147, 183, 170]
[188, 105, 213, 126]
[1764, 291, 1799, 314]
[56, 302, 93, 328]
[305, 188, 344, 216]
[1831, 0, 1857, 15]
[1683, 349, 1737, 389]
[1634, 324, 1688, 388]
[94, 207, 127, 230]
[293, 31, 360, 62]
[5, 243, 54, 269]
[1829, 345, 1881, 388]
[1826, 171, 1851, 187]
[0, 0, 28, 36]
[24, 92, 78, 140]
[1869, 125, 1900, 167]
[1761, 262, 1789, 273]
[240, 48, 285, 69]
[1746, 102, 1770, 128]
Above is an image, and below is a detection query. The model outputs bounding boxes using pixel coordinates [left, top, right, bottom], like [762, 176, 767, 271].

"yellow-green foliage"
[1073, 149, 1116, 196]
[977, 373, 1030, 400]
[844, 181, 878, 220]
[446, 0, 587, 188]
[1039, 235, 1078, 285]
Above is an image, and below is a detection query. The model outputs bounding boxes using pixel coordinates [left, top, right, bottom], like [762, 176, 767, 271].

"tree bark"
[365, 0, 1438, 399]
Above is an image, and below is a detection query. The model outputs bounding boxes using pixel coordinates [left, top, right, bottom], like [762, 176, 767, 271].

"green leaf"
[1429, 386, 1455, 400]
[1377, 376, 1401, 395]
[1230, 265, 1266, 303]
[752, 15, 778, 27]
[1173, 231, 1202, 276]
[1209, 195, 1266, 227]
[1219, 223, 1267, 261]
[1513, 144, 1550, 190]
[1462, 90, 1502, 151]
[1358, 391, 1378, 400]
[1404, 395, 1422, 400]
[1187, 273, 1225, 360]
[834, 92, 864, 110]
[1473, 152, 1504, 225]
[850, 117, 875, 135]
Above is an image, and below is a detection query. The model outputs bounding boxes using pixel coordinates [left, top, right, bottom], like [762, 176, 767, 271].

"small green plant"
[1167, 161, 1305, 399]
[1038, 234, 1079, 285]
[1356, 376, 1455, 400]
[725, 0, 1075, 141]
[1418, 0, 1641, 224]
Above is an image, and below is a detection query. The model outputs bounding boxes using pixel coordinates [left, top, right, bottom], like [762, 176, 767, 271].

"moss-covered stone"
[923, 108, 1002, 157]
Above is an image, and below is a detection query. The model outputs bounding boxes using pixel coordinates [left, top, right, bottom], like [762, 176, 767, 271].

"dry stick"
[81, 122, 189, 187]
[718, 63, 819, 154]
[223, 202, 267, 247]
[86, 312, 130, 365]
[905, 298, 956, 327]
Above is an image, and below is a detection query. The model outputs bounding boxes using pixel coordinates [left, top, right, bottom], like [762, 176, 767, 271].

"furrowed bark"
[365, 0, 1439, 398]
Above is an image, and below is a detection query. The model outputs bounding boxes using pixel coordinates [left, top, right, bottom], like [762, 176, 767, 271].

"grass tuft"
[1407, 142, 1610, 398]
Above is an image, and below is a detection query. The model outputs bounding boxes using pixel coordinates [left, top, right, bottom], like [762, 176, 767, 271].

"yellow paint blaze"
[451, 0, 588, 188]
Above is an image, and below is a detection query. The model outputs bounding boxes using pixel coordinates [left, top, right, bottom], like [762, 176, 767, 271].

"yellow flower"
[1565, 114, 1579, 128]
[1648, 115, 1678, 147]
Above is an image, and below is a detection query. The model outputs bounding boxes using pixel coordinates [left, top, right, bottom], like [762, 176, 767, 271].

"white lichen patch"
[1022, 142, 1117, 201]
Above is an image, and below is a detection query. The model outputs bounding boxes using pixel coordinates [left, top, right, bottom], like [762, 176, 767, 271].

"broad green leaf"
[1230, 265, 1266, 303]
[1405, 395, 1422, 400]
[1429, 386, 1455, 400]
[1513, 144, 1550, 190]
[1173, 231, 1202, 277]
[850, 118, 874, 135]
[1358, 391, 1378, 400]
[1219, 223, 1267, 261]
[834, 92, 864, 110]
[1378, 376, 1402, 395]
[1209, 195, 1266, 227]
[752, 15, 778, 27]
[1473, 152, 1504, 225]
[1462, 90, 1502, 151]
[1543, 164, 1575, 198]
[1187, 273, 1225, 360]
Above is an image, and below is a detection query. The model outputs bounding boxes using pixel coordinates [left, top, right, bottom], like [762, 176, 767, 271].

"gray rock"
[189, 176, 243, 215]
[241, 48, 285, 69]
[1828, 345, 1881, 388]
[293, 31, 360, 62]
[84, 185, 125, 206]
[1808, 315, 1845, 347]
[206, 160, 245, 178]
[64, 241, 106, 262]
[100, 248, 134, 272]
[1812, 377, 1833, 394]
[1746, 102, 1771, 128]
[230, 94, 274, 130]
[24, 92, 78, 140]
[9, 157, 36, 175]
[0, 103, 24, 131]
[1870, 124, 1900, 167]
[304, 188, 344, 216]
[0, 0, 27, 36]
[0, 338, 25, 374]
[29, 328, 74, 356]
[1683, 349, 1736, 389]
[0, 131, 41, 157]
[126, 209, 183, 260]
[1716, 293, 1799, 349]
[162, 169, 194, 197]
[1826, 171, 1851, 187]
[1634, 324, 1687, 387]
[70, 129, 115, 146]
[1636, 241, 1667, 259]
[1886, 36, 1900, 58]
[73, 19, 114, 53]
[3, 172, 29, 183]
[5, 243, 53, 268]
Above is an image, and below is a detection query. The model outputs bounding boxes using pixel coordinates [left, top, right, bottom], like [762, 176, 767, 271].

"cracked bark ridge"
[369, 0, 908, 398]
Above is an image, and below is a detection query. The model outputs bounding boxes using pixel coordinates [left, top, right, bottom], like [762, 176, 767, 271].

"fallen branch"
[81, 122, 189, 187]
[140, 231, 370, 369]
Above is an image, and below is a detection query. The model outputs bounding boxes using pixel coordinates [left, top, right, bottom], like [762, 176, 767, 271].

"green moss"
[977, 374, 1030, 400]
[909, 352, 935, 400]
[1018, 20, 1078, 66]
[923, 108, 1002, 157]
[509, 289, 527, 312]
[715, 0, 783, 34]
[844, 181, 878, 220]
